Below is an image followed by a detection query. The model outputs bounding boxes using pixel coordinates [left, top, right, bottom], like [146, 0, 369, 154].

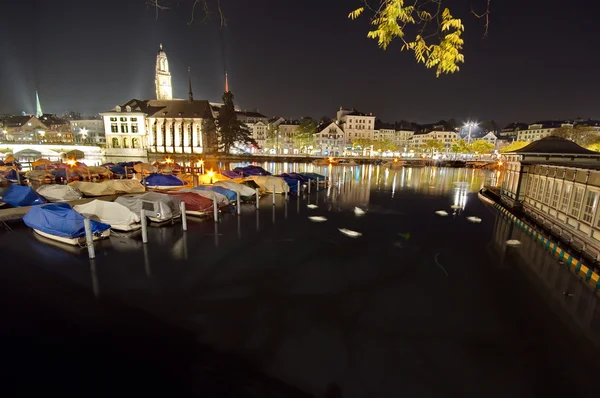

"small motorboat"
[194, 185, 238, 202]
[214, 180, 257, 200]
[166, 191, 214, 217]
[37, 185, 83, 202]
[233, 165, 271, 177]
[179, 188, 229, 206]
[0, 185, 46, 207]
[312, 157, 338, 166]
[245, 176, 290, 194]
[23, 203, 111, 246]
[382, 159, 405, 169]
[74, 200, 141, 231]
[298, 172, 326, 183]
[337, 159, 357, 166]
[144, 173, 187, 190]
[115, 192, 181, 223]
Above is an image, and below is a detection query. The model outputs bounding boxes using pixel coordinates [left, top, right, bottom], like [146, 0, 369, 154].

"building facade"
[517, 121, 573, 142]
[410, 129, 458, 153]
[101, 99, 215, 157]
[70, 119, 105, 145]
[336, 107, 376, 144]
[313, 121, 345, 156]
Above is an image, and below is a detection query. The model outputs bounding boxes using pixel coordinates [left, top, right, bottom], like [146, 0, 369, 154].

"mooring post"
[297, 180, 300, 196]
[140, 209, 148, 244]
[273, 185, 276, 206]
[213, 198, 219, 222]
[256, 188, 260, 209]
[237, 191, 241, 215]
[180, 201, 187, 231]
[83, 217, 96, 259]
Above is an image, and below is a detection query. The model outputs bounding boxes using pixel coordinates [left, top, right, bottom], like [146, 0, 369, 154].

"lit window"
[560, 184, 572, 213]
[551, 182, 561, 208]
[132, 125, 139, 133]
[131, 117, 138, 122]
[120, 117, 127, 122]
[570, 187, 584, 218]
[583, 190, 598, 224]
[111, 123, 118, 133]
[543, 180, 553, 205]
[121, 125, 129, 133]
[110, 117, 117, 122]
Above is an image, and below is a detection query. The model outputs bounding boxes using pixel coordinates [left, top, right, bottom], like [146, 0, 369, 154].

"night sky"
[1, 0, 598, 126]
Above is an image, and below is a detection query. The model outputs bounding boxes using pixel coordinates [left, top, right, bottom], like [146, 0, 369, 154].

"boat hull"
[33, 228, 110, 246]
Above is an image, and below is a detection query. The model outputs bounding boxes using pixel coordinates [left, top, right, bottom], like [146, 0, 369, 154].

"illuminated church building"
[102, 44, 218, 157]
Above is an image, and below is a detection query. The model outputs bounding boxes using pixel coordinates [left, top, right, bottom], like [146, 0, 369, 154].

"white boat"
[23, 203, 111, 247]
[33, 228, 111, 246]
[74, 200, 141, 232]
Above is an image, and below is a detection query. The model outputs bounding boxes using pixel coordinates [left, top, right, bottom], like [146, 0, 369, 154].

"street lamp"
[464, 122, 478, 144]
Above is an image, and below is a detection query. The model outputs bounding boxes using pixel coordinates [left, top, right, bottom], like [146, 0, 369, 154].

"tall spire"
[225, 70, 229, 93]
[35, 91, 43, 117]
[155, 43, 173, 100]
[188, 67, 193, 102]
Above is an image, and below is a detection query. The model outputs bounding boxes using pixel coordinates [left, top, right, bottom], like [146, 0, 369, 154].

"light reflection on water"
[12, 163, 600, 396]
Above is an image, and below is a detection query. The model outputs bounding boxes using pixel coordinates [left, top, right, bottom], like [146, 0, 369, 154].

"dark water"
[1, 165, 599, 397]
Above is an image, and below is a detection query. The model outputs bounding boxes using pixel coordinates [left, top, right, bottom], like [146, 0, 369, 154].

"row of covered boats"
[2, 163, 327, 248]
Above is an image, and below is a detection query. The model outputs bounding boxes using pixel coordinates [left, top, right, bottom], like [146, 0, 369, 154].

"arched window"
[123, 138, 130, 148]
[112, 137, 120, 148]
[132, 138, 139, 148]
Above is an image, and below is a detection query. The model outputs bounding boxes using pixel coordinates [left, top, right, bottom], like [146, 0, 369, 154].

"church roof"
[106, 99, 213, 119]
[513, 136, 598, 155]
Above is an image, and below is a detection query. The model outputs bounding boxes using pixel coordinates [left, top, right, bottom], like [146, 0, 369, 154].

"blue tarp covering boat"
[277, 175, 300, 192]
[298, 172, 326, 181]
[278, 173, 310, 184]
[194, 185, 238, 201]
[118, 161, 141, 168]
[144, 173, 185, 187]
[232, 166, 271, 176]
[2, 168, 21, 182]
[109, 165, 127, 176]
[221, 170, 241, 179]
[23, 203, 110, 238]
[1, 185, 46, 207]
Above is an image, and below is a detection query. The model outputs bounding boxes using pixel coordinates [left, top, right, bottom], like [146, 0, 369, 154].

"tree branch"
[471, 0, 491, 37]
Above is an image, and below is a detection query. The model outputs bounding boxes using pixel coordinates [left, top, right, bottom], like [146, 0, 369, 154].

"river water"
[2, 165, 600, 397]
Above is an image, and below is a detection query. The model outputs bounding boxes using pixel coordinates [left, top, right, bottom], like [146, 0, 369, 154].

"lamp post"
[464, 122, 477, 145]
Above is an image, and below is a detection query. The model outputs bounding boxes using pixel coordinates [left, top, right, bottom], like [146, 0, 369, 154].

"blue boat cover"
[1, 185, 47, 207]
[118, 161, 141, 167]
[144, 173, 185, 187]
[278, 173, 310, 184]
[277, 176, 300, 192]
[3, 169, 23, 182]
[53, 169, 67, 180]
[298, 172, 325, 181]
[101, 162, 115, 167]
[221, 170, 241, 179]
[232, 166, 271, 176]
[110, 165, 127, 175]
[194, 185, 237, 201]
[23, 203, 110, 238]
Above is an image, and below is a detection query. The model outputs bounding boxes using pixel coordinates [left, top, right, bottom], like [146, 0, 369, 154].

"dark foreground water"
[2, 165, 600, 397]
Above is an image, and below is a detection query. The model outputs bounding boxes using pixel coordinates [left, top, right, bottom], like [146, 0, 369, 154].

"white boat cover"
[36, 185, 83, 202]
[179, 188, 229, 206]
[247, 176, 290, 193]
[69, 180, 146, 196]
[115, 192, 181, 221]
[214, 180, 256, 198]
[74, 200, 140, 229]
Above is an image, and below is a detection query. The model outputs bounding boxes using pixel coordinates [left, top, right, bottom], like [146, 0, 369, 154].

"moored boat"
[37, 185, 83, 202]
[115, 192, 181, 223]
[214, 180, 257, 200]
[23, 203, 111, 246]
[74, 200, 141, 231]
[0, 185, 46, 207]
[144, 173, 187, 190]
[166, 191, 214, 217]
[246, 176, 290, 194]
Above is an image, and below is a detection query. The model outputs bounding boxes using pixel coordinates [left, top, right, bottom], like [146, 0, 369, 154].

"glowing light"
[66, 159, 77, 167]
[207, 170, 215, 178]
[164, 156, 174, 164]
[497, 160, 504, 167]
[328, 156, 334, 163]
[196, 159, 204, 167]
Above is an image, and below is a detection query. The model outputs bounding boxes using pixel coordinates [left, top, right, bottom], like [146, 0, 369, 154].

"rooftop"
[106, 99, 214, 119]
[513, 136, 599, 155]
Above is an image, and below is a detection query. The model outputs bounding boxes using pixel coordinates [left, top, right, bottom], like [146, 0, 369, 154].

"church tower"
[155, 44, 173, 100]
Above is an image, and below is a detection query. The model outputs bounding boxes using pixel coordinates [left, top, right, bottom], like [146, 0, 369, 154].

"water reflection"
[491, 211, 600, 346]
